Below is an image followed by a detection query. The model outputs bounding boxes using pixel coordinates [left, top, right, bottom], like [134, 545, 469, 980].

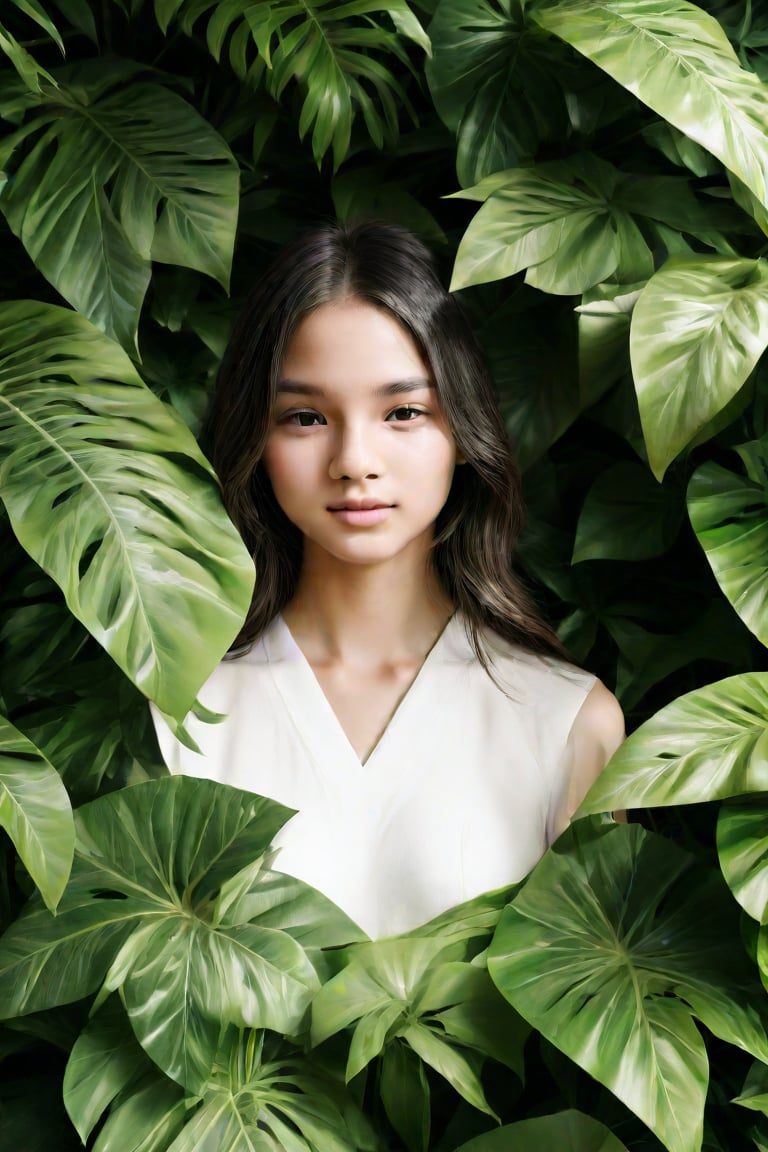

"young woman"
[153, 221, 624, 940]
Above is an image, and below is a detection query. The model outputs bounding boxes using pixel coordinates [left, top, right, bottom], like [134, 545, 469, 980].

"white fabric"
[151, 614, 596, 939]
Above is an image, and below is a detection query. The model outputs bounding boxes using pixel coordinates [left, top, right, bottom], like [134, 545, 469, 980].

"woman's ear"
[456, 452, 467, 465]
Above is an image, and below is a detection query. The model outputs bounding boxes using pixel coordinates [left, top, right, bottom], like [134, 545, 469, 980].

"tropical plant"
[1, 0, 768, 1150]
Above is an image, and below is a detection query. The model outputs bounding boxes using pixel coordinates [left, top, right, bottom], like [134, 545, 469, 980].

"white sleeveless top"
[151, 614, 596, 939]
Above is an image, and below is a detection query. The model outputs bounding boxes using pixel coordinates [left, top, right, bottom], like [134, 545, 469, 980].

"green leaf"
[179, 0, 423, 169]
[688, 442, 768, 647]
[331, 167, 446, 246]
[451, 154, 654, 293]
[479, 290, 579, 470]
[0, 714, 73, 912]
[451, 1109, 630, 1152]
[422, 963, 529, 1076]
[572, 461, 683, 563]
[531, 0, 768, 212]
[93, 1076, 187, 1152]
[717, 800, 768, 924]
[402, 1021, 495, 1117]
[0, 778, 327, 1092]
[579, 673, 768, 813]
[380, 1039, 430, 1152]
[426, 0, 569, 186]
[1, 70, 239, 348]
[167, 1030, 364, 1152]
[488, 820, 768, 1152]
[63, 997, 150, 1142]
[577, 282, 642, 407]
[734, 1060, 768, 1116]
[0, 301, 254, 721]
[629, 256, 768, 479]
[0, 22, 58, 93]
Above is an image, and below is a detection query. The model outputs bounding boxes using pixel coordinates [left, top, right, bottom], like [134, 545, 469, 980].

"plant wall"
[1, 1, 768, 1150]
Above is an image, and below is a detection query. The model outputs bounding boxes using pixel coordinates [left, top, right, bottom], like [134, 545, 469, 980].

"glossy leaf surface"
[452, 154, 654, 292]
[579, 673, 768, 813]
[630, 256, 768, 478]
[688, 440, 768, 646]
[0, 70, 238, 349]
[452, 1109, 630, 1152]
[532, 0, 768, 211]
[489, 821, 768, 1152]
[0, 301, 254, 721]
[717, 800, 768, 924]
[0, 714, 73, 912]
[0, 778, 358, 1092]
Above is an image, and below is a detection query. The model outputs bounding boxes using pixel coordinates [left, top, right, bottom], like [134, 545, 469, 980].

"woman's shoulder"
[467, 618, 597, 700]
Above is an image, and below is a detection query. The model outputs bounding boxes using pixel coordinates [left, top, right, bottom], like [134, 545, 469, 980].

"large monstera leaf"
[0, 301, 254, 721]
[0, 62, 238, 350]
[579, 673, 768, 814]
[168, 0, 428, 170]
[0, 714, 73, 912]
[488, 820, 768, 1152]
[630, 257, 768, 479]
[531, 0, 768, 212]
[0, 777, 363, 1095]
[688, 439, 768, 648]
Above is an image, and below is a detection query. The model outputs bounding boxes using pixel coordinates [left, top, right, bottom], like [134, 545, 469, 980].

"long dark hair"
[207, 220, 566, 662]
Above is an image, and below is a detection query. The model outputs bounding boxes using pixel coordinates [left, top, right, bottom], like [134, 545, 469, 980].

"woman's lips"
[328, 505, 393, 526]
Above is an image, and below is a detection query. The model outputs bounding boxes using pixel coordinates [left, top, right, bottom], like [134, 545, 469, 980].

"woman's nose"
[328, 423, 382, 481]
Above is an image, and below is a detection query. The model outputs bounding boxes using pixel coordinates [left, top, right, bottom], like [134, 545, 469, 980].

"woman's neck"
[282, 549, 453, 670]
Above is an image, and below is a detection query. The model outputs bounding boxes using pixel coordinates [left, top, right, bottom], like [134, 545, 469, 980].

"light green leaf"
[311, 937, 456, 1048]
[488, 821, 768, 1152]
[688, 442, 768, 646]
[579, 673, 768, 813]
[346, 999, 408, 1080]
[0, 714, 73, 912]
[119, 917, 319, 1091]
[577, 282, 642, 407]
[0, 776, 319, 1091]
[0, 301, 254, 721]
[572, 461, 683, 563]
[167, 1030, 363, 1152]
[421, 963, 529, 1076]
[717, 800, 768, 924]
[402, 1021, 495, 1117]
[0, 22, 58, 93]
[452, 1109, 630, 1152]
[1, 71, 238, 348]
[629, 255, 768, 479]
[426, 0, 569, 186]
[451, 154, 654, 293]
[734, 1060, 768, 1116]
[532, 0, 768, 214]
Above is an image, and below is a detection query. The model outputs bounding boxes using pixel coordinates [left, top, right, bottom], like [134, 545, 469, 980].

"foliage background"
[1, 0, 768, 1150]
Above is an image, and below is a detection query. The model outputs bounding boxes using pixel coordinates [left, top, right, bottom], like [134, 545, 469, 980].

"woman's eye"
[284, 411, 325, 427]
[387, 406, 424, 422]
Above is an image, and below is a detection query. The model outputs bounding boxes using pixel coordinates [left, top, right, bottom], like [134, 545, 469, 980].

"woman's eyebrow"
[276, 378, 434, 397]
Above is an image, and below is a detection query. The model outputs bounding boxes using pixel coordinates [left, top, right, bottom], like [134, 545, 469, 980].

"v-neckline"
[267, 613, 456, 770]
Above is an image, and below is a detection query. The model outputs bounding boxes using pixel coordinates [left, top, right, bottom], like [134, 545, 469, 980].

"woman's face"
[262, 299, 458, 570]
